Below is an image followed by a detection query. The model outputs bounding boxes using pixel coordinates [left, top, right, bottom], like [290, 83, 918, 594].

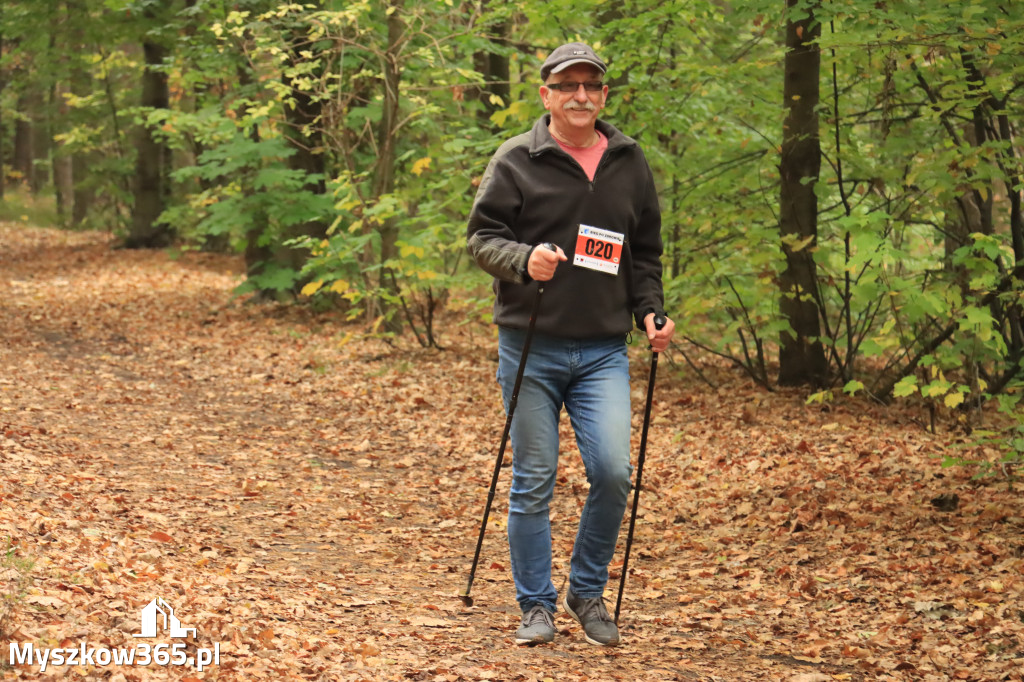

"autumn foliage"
[1, 224, 1022, 681]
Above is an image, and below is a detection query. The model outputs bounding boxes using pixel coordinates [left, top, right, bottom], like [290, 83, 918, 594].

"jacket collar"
[529, 114, 636, 156]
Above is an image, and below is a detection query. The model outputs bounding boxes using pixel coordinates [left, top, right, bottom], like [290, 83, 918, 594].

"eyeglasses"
[545, 80, 604, 93]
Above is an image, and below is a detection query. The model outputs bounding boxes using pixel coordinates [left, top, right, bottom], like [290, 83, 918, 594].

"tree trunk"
[471, 8, 509, 128]
[367, 0, 405, 329]
[1000, 112, 1024, 266]
[14, 91, 36, 190]
[777, 0, 827, 387]
[236, 79, 274, 290]
[31, 87, 51, 194]
[71, 97, 97, 229]
[52, 80, 74, 226]
[240, 21, 329, 295]
[0, 23, 5, 201]
[66, 0, 94, 228]
[126, 37, 172, 248]
[958, 48, 1022, 358]
[277, 38, 328, 273]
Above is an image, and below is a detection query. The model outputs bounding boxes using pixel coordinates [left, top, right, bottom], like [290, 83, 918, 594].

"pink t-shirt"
[555, 131, 608, 181]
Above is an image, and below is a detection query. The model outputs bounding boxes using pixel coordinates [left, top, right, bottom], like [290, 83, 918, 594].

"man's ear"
[539, 85, 552, 110]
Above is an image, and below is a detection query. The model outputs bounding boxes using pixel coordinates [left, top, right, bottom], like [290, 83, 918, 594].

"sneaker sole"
[514, 635, 553, 646]
[562, 596, 620, 647]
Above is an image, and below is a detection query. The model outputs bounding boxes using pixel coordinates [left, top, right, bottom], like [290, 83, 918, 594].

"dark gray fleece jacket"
[467, 114, 664, 338]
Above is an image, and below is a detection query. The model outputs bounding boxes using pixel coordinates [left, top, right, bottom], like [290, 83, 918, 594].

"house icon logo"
[133, 598, 197, 638]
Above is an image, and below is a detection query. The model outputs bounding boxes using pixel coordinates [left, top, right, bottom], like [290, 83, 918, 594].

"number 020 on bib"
[573, 224, 624, 276]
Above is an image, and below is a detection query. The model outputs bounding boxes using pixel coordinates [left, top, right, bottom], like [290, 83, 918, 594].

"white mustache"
[563, 100, 596, 112]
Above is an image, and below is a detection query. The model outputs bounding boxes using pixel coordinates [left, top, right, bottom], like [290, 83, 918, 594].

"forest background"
[2, 0, 1024, 498]
[2, 1, 1024, 680]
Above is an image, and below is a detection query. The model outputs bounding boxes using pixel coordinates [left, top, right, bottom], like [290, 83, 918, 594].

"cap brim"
[550, 58, 606, 75]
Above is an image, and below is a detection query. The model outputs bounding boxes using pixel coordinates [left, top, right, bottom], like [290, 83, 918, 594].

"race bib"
[573, 224, 624, 276]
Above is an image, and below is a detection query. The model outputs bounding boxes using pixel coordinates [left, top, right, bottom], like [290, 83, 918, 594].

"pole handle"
[648, 314, 667, 352]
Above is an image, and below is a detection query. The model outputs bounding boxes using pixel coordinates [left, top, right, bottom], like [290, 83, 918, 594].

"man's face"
[540, 64, 608, 135]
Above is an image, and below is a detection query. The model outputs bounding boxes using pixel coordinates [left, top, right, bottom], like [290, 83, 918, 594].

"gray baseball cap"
[540, 42, 607, 81]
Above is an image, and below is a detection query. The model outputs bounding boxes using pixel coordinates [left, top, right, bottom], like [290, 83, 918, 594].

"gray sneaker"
[563, 590, 620, 646]
[514, 605, 556, 645]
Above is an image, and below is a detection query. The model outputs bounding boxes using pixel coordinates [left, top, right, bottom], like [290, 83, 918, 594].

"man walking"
[466, 42, 674, 646]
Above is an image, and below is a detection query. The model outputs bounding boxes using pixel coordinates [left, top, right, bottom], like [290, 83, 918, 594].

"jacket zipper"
[588, 149, 616, 192]
[541, 138, 620, 191]
[555, 148, 616, 193]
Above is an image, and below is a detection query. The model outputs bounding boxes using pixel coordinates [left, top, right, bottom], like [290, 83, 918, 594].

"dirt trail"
[1, 224, 1022, 682]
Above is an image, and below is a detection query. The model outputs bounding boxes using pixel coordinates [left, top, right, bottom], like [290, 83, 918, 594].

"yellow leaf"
[488, 93, 504, 107]
[944, 392, 965, 409]
[328, 279, 349, 294]
[789, 235, 815, 252]
[301, 280, 325, 297]
[411, 157, 432, 176]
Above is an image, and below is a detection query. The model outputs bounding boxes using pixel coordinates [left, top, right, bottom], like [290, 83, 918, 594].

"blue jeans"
[497, 327, 633, 613]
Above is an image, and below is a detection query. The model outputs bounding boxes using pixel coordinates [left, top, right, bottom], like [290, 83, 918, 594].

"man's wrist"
[519, 245, 537, 283]
[638, 308, 667, 328]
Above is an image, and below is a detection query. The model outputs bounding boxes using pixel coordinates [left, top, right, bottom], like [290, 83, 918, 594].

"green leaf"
[893, 376, 919, 398]
[843, 380, 865, 395]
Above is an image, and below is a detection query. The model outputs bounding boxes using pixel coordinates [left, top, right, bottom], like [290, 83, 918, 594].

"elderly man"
[466, 42, 674, 647]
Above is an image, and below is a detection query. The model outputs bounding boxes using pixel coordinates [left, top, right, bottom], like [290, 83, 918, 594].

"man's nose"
[573, 84, 589, 101]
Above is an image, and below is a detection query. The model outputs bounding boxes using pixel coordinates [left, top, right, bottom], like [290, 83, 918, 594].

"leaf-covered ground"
[1, 224, 1022, 682]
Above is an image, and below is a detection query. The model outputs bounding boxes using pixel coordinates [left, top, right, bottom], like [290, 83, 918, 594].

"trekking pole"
[614, 315, 666, 624]
[460, 244, 555, 607]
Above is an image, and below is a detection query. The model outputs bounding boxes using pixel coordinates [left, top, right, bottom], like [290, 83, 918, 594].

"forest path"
[1, 224, 1021, 682]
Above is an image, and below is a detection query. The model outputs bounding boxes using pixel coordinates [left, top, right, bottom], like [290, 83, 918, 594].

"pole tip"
[459, 594, 474, 607]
